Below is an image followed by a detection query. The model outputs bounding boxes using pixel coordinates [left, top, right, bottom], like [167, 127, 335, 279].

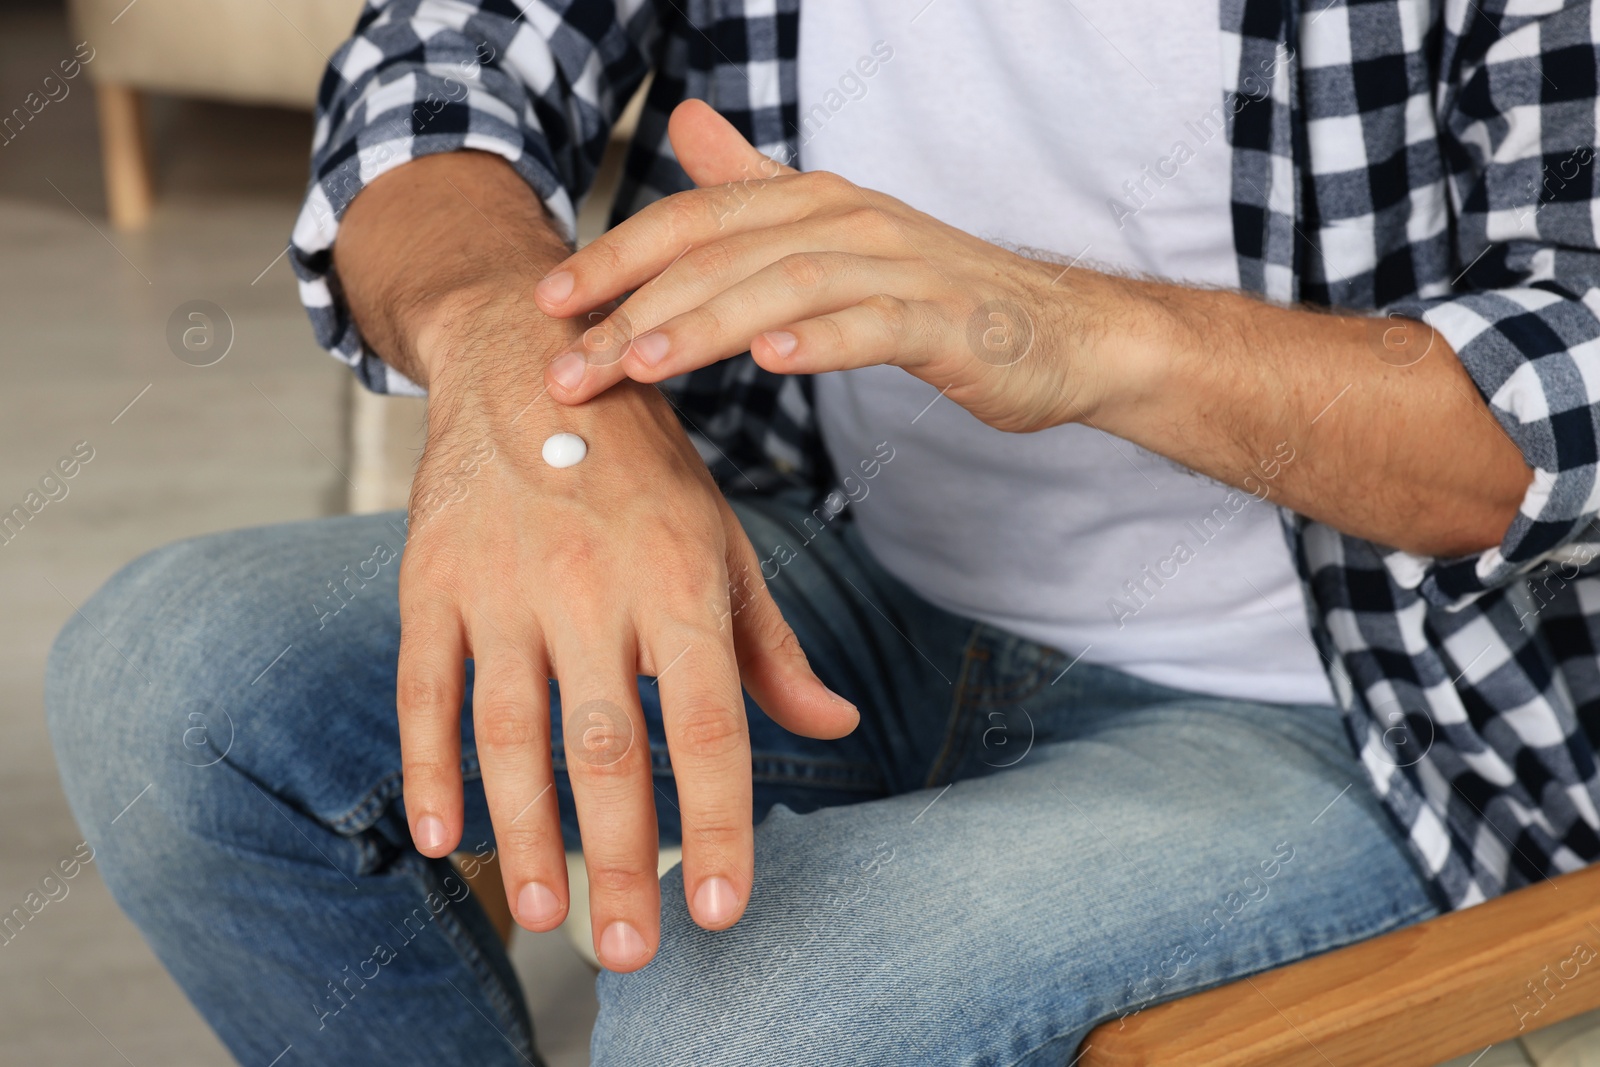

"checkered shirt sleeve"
[286, 0, 661, 397]
[1226, 0, 1600, 907]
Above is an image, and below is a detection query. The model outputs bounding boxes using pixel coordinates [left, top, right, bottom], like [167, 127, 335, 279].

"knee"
[45, 533, 271, 858]
[46, 519, 403, 898]
[50, 536, 215, 739]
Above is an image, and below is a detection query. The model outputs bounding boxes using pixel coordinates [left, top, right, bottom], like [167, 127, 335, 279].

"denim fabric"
[46, 491, 1440, 1066]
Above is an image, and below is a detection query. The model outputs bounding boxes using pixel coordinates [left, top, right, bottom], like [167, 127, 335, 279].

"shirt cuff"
[289, 50, 581, 396]
[1376, 287, 1600, 608]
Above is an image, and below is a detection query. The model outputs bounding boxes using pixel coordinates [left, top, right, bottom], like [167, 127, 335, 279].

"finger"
[720, 499, 860, 741]
[667, 98, 798, 187]
[750, 297, 935, 376]
[397, 583, 468, 859]
[464, 622, 567, 932]
[556, 635, 660, 972]
[533, 172, 815, 319]
[625, 255, 929, 385]
[645, 618, 754, 931]
[545, 219, 897, 403]
[536, 100, 799, 322]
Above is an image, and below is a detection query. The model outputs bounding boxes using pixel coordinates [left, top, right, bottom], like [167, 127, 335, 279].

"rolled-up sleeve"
[288, 0, 660, 395]
[1378, 1, 1600, 608]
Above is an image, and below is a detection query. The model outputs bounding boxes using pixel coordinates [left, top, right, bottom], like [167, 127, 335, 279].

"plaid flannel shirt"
[290, 0, 1600, 910]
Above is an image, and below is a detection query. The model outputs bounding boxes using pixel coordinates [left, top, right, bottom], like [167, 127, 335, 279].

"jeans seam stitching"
[750, 755, 885, 788]
[974, 663, 1053, 707]
[1004, 1027, 1082, 1067]
[403, 853, 536, 1061]
[553, 747, 884, 790]
[329, 754, 485, 835]
[750, 768, 883, 790]
[923, 626, 985, 788]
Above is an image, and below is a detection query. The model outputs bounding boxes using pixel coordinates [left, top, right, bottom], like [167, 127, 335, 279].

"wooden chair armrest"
[1082, 861, 1600, 1067]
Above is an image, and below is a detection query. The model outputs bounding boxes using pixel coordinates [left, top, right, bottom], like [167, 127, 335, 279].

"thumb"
[667, 98, 798, 188]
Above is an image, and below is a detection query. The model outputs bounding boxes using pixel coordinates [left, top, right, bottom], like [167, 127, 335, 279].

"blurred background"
[0, 0, 617, 1061]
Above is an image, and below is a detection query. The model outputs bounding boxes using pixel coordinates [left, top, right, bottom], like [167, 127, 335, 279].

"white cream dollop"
[542, 432, 588, 468]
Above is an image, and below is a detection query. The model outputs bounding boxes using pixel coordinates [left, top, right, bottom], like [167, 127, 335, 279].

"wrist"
[335, 150, 575, 388]
[421, 299, 675, 441]
[410, 283, 566, 384]
[1049, 271, 1185, 430]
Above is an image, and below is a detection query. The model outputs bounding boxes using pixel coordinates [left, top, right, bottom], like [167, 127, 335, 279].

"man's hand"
[335, 151, 857, 972]
[535, 101, 1530, 558]
[533, 100, 1121, 435]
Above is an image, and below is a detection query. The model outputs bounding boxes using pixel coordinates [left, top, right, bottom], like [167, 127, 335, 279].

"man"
[46, 0, 1600, 1063]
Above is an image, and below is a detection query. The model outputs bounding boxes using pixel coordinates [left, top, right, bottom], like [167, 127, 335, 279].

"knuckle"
[806, 169, 854, 200]
[564, 698, 636, 768]
[686, 302, 728, 342]
[400, 554, 457, 598]
[568, 741, 639, 779]
[398, 671, 458, 716]
[589, 306, 637, 349]
[585, 863, 651, 897]
[403, 754, 458, 789]
[760, 612, 806, 661]
[494, 819, 555, 860]
[655, 560, 714, 605]
[812, 311, 849, 353]
[778, 252, 828, 290]
[686, 818, 748, 853]
[682, 242, 737, 285]
[585, 237, 627, 276]
[672, 698, 746, 755]
[547, 533, 601, 577]
[860, 293, 909, 338]
[664, 192, 716, 242]
[844, 206, 891, 241]
[474, 701, 540, 749]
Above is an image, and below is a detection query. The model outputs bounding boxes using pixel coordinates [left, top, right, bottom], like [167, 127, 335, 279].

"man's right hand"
[334, 152, 858, 971]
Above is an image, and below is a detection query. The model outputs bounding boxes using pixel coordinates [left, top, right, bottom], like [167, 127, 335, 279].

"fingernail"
[599, 920, 648, 966]
[517, 882, 561, 926]
[693, 876, 739, 925]
[629, 331, 670, 366]
[550, 351, 585, 390]
[536, 270, 574, 305]
[761, 330, 798, 358]
[414, 814, 447, 852]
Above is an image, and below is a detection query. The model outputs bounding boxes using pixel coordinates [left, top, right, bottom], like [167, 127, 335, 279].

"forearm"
[334, 150, 576, 388]
[1081, 279, 1532, 558]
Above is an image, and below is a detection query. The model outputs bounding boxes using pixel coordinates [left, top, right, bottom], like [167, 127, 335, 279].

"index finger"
[532, 171, 807, 319]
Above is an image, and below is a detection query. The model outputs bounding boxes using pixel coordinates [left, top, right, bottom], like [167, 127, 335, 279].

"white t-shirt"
[798, 0, 1335, 706]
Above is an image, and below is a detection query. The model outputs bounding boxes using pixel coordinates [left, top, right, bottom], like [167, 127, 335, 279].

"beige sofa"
[66, 0, 366, 229]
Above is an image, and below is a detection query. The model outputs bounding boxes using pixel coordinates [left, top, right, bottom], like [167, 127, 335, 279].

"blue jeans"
[46, 490, 1440, 1066]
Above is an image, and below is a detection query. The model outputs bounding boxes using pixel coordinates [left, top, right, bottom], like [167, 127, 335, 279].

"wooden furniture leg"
[94, 83, 154, 230]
